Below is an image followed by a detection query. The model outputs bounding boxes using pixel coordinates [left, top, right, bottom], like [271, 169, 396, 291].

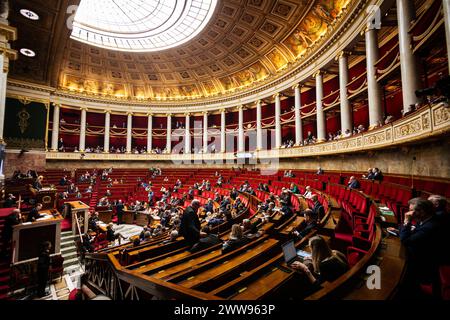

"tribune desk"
[12, 210, 63, 264]
[66, 201, 90, 235]
[35, 187, 57, 210]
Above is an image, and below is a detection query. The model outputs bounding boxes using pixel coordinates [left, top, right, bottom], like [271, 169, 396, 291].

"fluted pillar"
[293, 85, 303, 145]
[365, 28, 383, 128]
[51, 104, 60, 151]
[445, 0, 450, 72]
[104, 111, 110, 152]
[315, 72, 326, 142]
[185, 113, 190, 154]
[256, 100, 262, 150]
[338, 52, 352, 133]
[203, 112, 208, 153]
[147, 113, 152, 152]
[126, 112, 132, 153]
[166, 114, 172, 153]
[397, 0, 421, 113]
[274, 93, 282, 148]
[79, 108, 87, 151]
[238, 106, 244, 152]
[220, 109, 226, 153]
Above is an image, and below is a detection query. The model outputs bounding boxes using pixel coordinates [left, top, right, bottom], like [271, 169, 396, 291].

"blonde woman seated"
[302, 186, 313, 199]
[222, 224, 250, 254]
[291, 235, 349, 286]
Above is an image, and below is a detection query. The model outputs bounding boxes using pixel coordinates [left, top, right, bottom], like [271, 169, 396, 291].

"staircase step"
[61, 252, 78, 261]
[63, 257, 80, 268]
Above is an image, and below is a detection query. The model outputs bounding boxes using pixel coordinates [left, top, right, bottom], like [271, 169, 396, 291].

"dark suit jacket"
[27, 208, 41, 222]
[312, 202, 325, 222]
[190, 234, 222, 253]
[400, 215, 443, 283]
[348, 180, 360, 189]
[180, 206, 201, 245]
[222, 237, 250, 254]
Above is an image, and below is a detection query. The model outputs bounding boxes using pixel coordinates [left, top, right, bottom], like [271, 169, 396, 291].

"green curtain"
[4, 97, 47, 150]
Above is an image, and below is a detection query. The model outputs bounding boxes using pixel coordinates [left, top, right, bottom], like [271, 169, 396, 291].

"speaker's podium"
[12, 210, 63, 264]
[35, 187, 57, 210]
[66, 201, 90, 235]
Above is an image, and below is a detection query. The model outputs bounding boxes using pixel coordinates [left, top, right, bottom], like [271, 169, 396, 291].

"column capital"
[184, 112, 190, 117]
[292, 84, 301, 90]
[256, 99, 262, 105]
[146, 112, 153, 117]
[237, 105, 244, 110]
[313, 70, 324, 78]
[166, 113, 172, 117]
[219, 108, 226, 113]
[202, 111, 208, 116]
[80, 107, 88, 112]
[273, 93, 280, 99]
[335, 50, 352, 61]
[104, 110, 111, 114]
[126, 111, 133, 116]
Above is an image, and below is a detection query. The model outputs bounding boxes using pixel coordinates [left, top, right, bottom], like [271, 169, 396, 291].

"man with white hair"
[179, 199, 202, 247]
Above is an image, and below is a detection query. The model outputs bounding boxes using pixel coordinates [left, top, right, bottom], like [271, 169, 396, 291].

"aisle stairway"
[60, 231, 81, 272]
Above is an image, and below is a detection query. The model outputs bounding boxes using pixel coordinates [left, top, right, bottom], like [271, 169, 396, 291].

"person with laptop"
[289, 235, 348, 285]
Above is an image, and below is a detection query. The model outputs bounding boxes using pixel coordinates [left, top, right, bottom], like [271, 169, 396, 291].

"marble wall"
[4, 150, 46, 177]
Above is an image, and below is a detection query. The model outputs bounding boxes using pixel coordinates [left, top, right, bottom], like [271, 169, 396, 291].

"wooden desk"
[66, 201, 90, 235]
[35, 188, 57, 210]
[12, 210, 63, 263]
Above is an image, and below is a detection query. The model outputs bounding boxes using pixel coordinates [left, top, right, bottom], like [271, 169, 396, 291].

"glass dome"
[71, 0, 217, 52]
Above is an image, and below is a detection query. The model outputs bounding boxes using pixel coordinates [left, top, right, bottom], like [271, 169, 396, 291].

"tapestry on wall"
[4, 97, 47, 150]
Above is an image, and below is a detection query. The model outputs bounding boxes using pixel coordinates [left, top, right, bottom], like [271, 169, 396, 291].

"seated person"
[316, 167, 324, 175]
[161, 230, 179, 244]
[347, 176, 360, 190]
[302, 186, 313, 199]
[290, 235, 348, 285]
[290, 183, 299, 194]
[82, 232, 95, 253]
[222, 224, 250, 254]
[27, 203, 44, 222]
[4, 194, 17, 208]
[88, 212, 100, 232]
[279, 200, 294, 221]
[372, 168, 383, 181]
[106, 223, 126, 245]
[190, 226, 222, 253]
[33, 176, 44, 191]
[292, 209, 317, 239]
[242, 218, 264, 238]
[311, 195, 325, 223]
[105, 189, 112, 197]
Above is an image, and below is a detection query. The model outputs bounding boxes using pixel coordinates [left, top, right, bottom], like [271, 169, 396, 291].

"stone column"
[203, 111, 208, 153]
[274, 93, 282, 148]
[338, 52, 352, 133]
[51, 104, 60, 151]
[238, 106, 244, 152]
[315, 71, 326, 142]
[126, 112, 132, 153]
[220, 109, 226, 153]
[104, 110, 110, 152]
[293, 85, 303, 145]
[147, 113, 152, 153]
[397, 0, 421, 114]
[185, 113, 190, 154]
[365, 28, 383, 128]
[444, 0, 450, 72]
[166, 114, 172, 153]
[256, 100, 263, 150]
[79, 108, 87, 151]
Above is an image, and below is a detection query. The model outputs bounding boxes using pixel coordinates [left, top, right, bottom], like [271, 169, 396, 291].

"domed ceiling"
[9, 0, 352, 103]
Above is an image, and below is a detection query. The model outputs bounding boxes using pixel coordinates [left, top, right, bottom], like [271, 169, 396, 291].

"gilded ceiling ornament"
[17, 108, 30, 134]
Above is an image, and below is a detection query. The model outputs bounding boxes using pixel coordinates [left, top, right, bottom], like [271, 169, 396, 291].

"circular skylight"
[70, 0, 218, 52]
[20, 48, 36, 57]
[20, 9, 40, 20]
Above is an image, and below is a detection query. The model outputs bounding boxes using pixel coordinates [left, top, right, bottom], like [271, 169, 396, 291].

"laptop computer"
[281, 240, 312, 266]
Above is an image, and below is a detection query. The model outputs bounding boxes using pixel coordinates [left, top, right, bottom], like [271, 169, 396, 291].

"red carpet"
[61, 217, 72, 232]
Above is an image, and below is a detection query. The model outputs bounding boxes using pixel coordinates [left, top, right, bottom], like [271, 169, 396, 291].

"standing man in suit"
[179, 199, 202, 248]
[116, 200, 124, 225]
[37, 241, 51, 297]
[399, 198, 443, 298]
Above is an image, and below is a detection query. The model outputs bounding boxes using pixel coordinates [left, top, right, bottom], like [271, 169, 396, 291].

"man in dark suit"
[279, 200, 293, 221]
[229, 188, 238, 201]
[204, 199, 214, 214]
[189, 226, 222, 253]
[399, 198, 444, 298]
[116, 200, 124, 225]
[4, 194, 16, 208]
[1, 209, 22, 255]
[179, 199, 202, 247]
[311, 195, 325, 223]
[27, 203, 43, 222]
[347, 176, 361, 190]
